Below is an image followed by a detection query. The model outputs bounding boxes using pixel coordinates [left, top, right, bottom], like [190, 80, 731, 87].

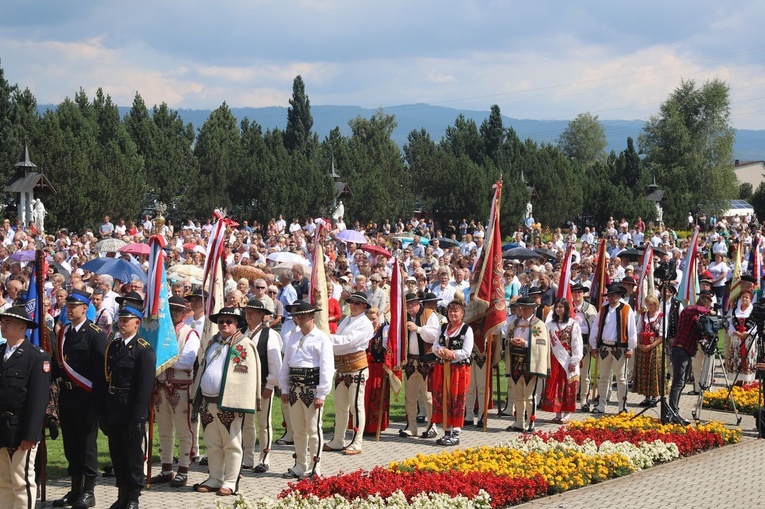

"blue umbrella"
[81, 257, 147, 283]
[502, 242, 520, 251]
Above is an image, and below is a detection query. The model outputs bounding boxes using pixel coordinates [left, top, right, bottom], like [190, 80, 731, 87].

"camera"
[653, 260, 677, 282]
[750, 301, 765, 325]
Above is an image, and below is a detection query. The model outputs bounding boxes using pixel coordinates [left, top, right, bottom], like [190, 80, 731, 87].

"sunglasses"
[267, 290, 277, 295]
[218, 319, 237, 325]
[255, 286, 266, 289]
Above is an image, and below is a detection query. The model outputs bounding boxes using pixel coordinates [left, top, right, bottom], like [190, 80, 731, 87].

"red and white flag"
[388, 257, 407, 369]
[590, 238, 610, 311]
[556, 244, 574, 308]
[636, 244, 654, 312]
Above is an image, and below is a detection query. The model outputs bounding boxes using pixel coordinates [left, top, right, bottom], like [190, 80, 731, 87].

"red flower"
[233, 357, 240, 363]
[240, 352, 247, 359]
[236, 345, 244, 352]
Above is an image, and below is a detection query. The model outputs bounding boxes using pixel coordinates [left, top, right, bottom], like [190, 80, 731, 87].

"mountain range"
[40, 103, 765, 161]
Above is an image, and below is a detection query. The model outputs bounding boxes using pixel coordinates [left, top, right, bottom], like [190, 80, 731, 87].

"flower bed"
[703, 381, 763, 414]
[220, 413, 740, 509]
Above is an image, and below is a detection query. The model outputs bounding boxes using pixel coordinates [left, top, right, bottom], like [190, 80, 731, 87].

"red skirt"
[431, 363, 471, 428]
[540, 359, 578, 413]
[363, 355, 395, 434]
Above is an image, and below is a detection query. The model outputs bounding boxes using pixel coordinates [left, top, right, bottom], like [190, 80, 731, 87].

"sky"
[2, 0, 765, 129]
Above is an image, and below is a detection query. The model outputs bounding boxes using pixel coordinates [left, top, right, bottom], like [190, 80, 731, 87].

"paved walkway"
[42, 378, 762, 508]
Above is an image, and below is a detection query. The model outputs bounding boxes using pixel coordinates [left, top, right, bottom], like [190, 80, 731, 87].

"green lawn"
[44, 365, 512, 478]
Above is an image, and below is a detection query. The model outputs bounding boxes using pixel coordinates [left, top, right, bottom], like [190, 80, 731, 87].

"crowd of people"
[0, 209, 763, 507]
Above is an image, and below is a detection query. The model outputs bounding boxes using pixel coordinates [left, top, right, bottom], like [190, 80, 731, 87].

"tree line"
[0, 62, 739, 235]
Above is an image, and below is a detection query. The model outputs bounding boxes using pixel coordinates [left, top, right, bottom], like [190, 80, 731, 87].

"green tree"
[750, 182, 765, 222]
[480, 104, 505, 166]
[557, 112, 607, 168]
[192, 103, 241, 216]
[739, 182, 753, 201]
[284, 76, 317, 156]
[346, 110, 412, 223]
[639, 78, 736, 226]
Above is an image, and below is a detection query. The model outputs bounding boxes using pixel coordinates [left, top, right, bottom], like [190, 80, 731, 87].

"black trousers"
[60, 405, 99, 478]
[107, 421, 146, 492]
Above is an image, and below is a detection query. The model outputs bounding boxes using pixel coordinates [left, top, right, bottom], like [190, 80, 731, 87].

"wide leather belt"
[289, 367, 320, 386]
[334, 350, 368, 373]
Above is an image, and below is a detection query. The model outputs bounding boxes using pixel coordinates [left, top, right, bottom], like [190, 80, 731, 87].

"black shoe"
[242, 465, 253, 470]
[399, 429, 413, 438]
[72, 492, 96, 509]
[416, 415, 426, 423]
[436, 432, 451, 445]
[275, 439, 294, 445]
[124, 502, 139, 509]
[53, 491, 80, 507]
[421, 426, 437, 439]
[637, 397, 651, 407]
[688, 390, 700, 396]
[475, 419, 484, 428]
[253, 464, 269, 473]
[282, 469, 301, 479]
[199, 457, 208, 466]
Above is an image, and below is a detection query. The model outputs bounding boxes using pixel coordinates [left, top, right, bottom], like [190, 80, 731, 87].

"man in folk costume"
[571, 283, 598, 412]
[589, 284, 637, 414]
[149, 296, 200, 488]
[528, 287, 551, 322]
[324, 292, 374, 455]
[190, 307, 259, 496]
[0, 307, 50, 509]
[241, 298, 282, 474]
[183, 288, 207, 461]
[464, 314, 501, 428]
[278, 300, 334, 479]
[399, 292, 441, 439]
[505, 297, 550, 432]
[96, 301, 155, 509]
[52, 289, 107, 509]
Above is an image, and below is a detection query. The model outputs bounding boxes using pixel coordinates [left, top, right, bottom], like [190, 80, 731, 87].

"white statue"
[525, 202, 533, 219]
[656, 203, 663, 223]
[32, 199, 46, 232]
[332, 200, 345, 221]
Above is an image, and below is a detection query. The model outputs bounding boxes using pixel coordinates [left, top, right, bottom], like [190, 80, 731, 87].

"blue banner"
[24, 262, 41, 346]
[139, 259, 179, 374]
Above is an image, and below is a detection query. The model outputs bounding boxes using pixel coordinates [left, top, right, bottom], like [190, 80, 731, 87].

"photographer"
[668, 290, 715, 424]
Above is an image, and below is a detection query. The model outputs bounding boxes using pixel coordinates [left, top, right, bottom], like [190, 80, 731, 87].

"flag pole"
[35, 248, 50, 501]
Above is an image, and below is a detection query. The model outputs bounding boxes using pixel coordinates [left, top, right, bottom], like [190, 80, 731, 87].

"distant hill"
[39, 103, 765, 160]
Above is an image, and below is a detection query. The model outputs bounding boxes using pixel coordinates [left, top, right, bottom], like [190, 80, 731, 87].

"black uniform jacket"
[0, 339, 51, 446]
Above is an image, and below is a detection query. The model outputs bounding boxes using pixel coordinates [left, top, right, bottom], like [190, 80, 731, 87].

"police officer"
[0, 306, 50, 509]
[96, 300, 156, 509]
[52, 289, 107, 509]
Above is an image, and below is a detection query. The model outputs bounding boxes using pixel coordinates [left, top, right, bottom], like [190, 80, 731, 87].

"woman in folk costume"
[431, 298, 474, 446]
[363, 306, 395, 434]
[727, 290, 757, 383]
[541, 298, 583, 424]
[633, 295, 664, 406]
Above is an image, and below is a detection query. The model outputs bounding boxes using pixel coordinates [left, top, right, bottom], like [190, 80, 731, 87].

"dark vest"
[368, 325, 386, 363]
[254, 328, 270, 388]
[439, 323, 470, 366]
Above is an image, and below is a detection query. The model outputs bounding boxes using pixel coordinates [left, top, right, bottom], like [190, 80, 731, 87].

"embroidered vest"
[439, 323, 470, 365]
[596, 303, 631, 348]
[368, 325, 386, 363]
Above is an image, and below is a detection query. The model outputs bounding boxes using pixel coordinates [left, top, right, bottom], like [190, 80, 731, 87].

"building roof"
[5, 171, 56, 194]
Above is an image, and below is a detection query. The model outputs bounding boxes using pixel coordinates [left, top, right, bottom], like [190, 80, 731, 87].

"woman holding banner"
[431, 298, 473, 446]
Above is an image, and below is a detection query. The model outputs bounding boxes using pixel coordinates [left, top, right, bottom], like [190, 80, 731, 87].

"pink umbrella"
[119, 243, 151, 256]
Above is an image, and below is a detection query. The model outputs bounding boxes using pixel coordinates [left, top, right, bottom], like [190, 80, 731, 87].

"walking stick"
[375, 374, 388, 442]
[442, 360, 451, 431]
[482, 333, 493, 432]
[146, 397, 156, 488]
[495, 363, 502, 417]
